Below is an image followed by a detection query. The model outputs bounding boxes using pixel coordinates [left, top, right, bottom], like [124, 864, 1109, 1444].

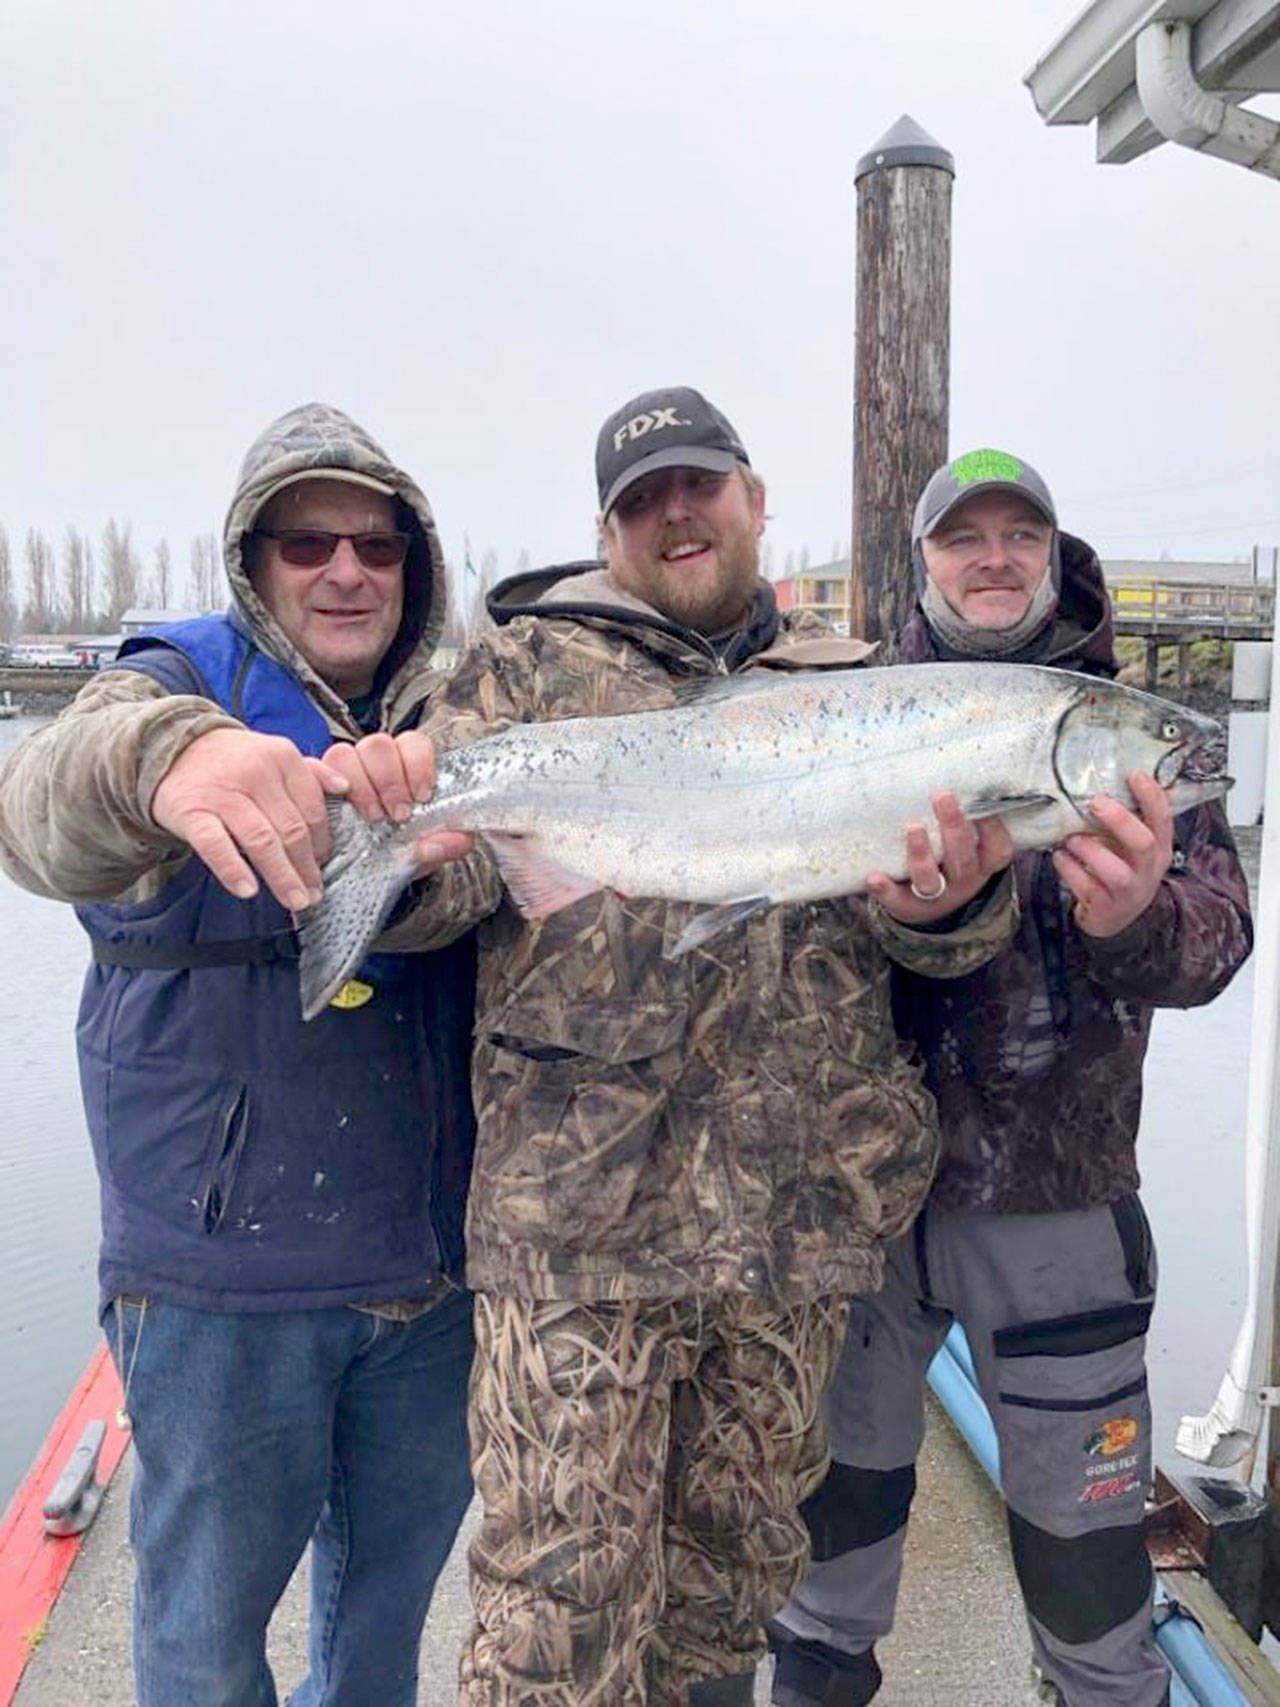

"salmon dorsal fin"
[668, 665, 870, 712]
[666, 672, 795, 710]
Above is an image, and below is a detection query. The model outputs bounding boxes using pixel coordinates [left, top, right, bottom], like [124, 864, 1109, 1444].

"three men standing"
[770, 449, 1252, 1707]
[0, 404, 1251, 1707]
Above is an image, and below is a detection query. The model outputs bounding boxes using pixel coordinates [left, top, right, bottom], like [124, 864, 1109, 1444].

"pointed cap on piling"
[855, 115, 954, 183]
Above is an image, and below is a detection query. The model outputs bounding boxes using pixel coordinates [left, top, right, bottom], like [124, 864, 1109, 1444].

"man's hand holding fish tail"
[320, 728, 472, 868]
[151, 725, 349, 911]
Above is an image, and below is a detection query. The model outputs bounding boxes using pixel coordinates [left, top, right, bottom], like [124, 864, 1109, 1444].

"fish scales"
[425, 667, 1058, 901]
[296, 663, 1228, 1018]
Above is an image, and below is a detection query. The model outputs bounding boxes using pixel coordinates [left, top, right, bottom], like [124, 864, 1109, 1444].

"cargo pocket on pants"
[992, 1299, 1153, 1536]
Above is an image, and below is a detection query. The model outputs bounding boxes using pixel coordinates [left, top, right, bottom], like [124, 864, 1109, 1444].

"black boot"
[688, 1673, 757, 1705]
[768, 1623, 882, 1706]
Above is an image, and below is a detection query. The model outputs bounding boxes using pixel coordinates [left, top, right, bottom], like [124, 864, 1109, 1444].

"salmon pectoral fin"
[484, 832, 603, 920]
[667, 897, 773, 959]
[958, 792, 1057, 820]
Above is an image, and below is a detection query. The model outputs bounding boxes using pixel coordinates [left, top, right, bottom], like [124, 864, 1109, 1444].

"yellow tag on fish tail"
[329, 979, 374, 1011]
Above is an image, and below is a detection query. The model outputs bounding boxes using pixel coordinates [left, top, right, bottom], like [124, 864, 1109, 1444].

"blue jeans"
[104, 1288, 474, 1707]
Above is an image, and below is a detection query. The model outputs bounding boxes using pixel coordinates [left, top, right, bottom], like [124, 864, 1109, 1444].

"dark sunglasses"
[254, 528, 411, 570]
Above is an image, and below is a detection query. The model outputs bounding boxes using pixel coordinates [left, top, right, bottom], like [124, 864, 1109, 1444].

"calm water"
[0, 709, 1258, 1506]
[0, 716, 103, 1508]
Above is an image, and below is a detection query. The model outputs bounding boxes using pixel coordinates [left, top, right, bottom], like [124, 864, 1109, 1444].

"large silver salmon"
[297, 662, 1228, 1018]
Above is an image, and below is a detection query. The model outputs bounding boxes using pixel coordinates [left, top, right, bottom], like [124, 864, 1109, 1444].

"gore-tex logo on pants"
[613, 408, 691, 451]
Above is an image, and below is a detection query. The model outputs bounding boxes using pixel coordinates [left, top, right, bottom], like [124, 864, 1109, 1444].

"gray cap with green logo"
[911, 448, 1057, 544]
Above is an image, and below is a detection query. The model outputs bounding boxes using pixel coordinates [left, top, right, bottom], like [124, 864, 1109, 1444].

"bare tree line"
[0, 522, 222, 642]
[440, 545, 531, 648]
[1, 519, 526, 649]
[0, 526, 841, 651]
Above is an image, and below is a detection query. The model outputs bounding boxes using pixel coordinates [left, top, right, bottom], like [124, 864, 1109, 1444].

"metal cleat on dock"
[1146, 1466, 1270, 1646]
[1029, 1661, 1064, 1703]
[41, 1419, 108, 1538]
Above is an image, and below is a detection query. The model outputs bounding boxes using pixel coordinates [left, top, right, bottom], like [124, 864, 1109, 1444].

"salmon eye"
[1160, 719, 1180, 740]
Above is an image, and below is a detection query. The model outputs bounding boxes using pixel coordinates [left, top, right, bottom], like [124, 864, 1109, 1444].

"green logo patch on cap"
[950, 448, 1023, 487]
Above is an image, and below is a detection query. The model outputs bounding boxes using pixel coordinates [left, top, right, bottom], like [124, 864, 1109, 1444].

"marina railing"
[1108, 579, 1275, 636]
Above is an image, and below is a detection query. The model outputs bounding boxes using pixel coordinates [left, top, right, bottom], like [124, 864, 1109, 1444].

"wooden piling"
[850, 116, 953, 644]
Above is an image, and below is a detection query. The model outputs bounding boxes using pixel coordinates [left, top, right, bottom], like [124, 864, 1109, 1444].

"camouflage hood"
[223, 403, 449, 724]
[488, 562, 877, 673]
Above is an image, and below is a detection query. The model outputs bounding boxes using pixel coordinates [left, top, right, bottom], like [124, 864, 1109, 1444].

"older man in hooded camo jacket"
[0, 403, 481, 1707]
[769, 449, 1252, 1707]
[324, 389, 1024, 1707]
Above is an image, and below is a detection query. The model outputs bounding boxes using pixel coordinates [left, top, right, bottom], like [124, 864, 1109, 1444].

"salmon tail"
[296, 802, 413, 1022]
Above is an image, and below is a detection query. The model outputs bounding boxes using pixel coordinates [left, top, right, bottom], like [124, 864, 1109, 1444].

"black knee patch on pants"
[769, 1629, 882, 1706]
[799, 1461, 916, 1561]
[1007, 1510, 1152, 1644]
[688, 1672, 756, 1705]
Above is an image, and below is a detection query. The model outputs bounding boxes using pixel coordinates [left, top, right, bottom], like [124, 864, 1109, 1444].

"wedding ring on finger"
[909, 872, 948, 903]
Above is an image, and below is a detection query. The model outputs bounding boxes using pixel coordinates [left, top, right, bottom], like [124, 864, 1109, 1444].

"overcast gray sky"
[4, 0, 1279, 606]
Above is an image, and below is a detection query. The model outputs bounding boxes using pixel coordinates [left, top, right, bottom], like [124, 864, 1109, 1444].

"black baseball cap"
[596, 386, 750, 517]
[911, 448, 1057, 544]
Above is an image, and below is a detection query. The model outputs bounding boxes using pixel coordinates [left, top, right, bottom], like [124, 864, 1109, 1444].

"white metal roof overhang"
[1025, 0, 1280, 170]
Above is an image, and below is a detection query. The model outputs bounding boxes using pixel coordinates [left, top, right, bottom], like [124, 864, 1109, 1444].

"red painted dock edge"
[0, 1346, 128, 1704]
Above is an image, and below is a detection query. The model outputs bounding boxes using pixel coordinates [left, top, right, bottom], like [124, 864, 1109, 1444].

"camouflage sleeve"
[1078, 800, 1253, 1007]
[370, 626, 549, 952]
[865, 869, 1021, 980]
[0, 669, 239, 903]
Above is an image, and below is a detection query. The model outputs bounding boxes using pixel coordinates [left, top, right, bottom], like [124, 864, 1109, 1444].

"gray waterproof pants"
[770, 1203, 1170, 1707]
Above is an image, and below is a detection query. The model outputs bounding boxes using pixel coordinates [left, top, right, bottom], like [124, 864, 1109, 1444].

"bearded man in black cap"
[769, 449, 1252, 1707]
[327, 396, 1026, 1705]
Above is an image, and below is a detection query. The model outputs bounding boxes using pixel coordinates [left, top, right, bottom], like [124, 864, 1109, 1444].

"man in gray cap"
[909, 447, 1063, 658]
[769, 448, 1252, 1707]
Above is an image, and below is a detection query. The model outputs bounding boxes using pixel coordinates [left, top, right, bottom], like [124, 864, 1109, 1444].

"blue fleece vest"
[76, 615, 474, 1312]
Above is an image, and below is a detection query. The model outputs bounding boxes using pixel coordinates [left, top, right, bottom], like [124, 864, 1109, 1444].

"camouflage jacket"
[409, 565, 1020, 1303]
[893, 534, 1253, 1212]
